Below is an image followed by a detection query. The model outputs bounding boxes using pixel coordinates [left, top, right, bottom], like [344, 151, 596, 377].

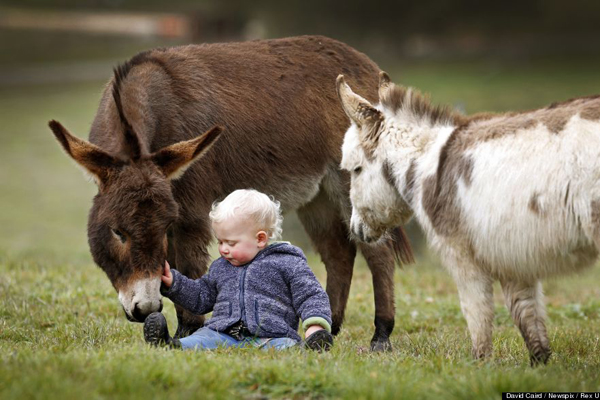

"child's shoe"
[143, 312, 181, 349]
[303, 329, 333, 352]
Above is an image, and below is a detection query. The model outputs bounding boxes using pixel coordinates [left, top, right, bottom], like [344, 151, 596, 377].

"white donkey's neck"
[381, 115, 456, 211]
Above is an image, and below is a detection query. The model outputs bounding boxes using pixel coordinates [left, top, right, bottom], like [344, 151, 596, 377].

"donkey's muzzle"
[124, 300, 163, 323]
[118, 276, 163, 322]
[352, 222, 380, 244]
[133, 300, 163, 322]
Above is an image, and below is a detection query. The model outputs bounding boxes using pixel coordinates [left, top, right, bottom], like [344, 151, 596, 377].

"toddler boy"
[144, 189, 334, 351]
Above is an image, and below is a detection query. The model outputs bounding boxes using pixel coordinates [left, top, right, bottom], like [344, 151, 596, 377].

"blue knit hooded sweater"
[162, 242, 332, 342]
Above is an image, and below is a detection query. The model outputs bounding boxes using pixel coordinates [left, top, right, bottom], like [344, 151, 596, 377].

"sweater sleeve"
[161, 268, 217, 315]
[288, 258, 332, 332]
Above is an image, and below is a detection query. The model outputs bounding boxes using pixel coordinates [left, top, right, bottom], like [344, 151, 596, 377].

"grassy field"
[2, 51, 600, 399]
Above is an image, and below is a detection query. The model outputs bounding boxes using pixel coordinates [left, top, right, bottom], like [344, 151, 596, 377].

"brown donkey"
[48, 36, 413, 350]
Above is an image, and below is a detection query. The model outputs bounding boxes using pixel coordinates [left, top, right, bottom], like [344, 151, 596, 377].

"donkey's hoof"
[331, 321, 342, 336]
[530, 349, 551, 366]
[370, 339, 392, 352]
[471, 345, 492, 360]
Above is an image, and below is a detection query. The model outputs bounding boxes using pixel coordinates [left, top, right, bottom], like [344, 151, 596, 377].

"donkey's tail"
[388, 227, 415, 266]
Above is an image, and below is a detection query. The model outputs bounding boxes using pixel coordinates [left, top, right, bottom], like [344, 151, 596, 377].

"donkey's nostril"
[132, 301, 162, 322]
[123, 306, 137, 322]
[132, 302, 147, 322]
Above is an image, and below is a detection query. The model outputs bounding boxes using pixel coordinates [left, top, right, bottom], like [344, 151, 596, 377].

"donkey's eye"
[353, 166, 363, 174]
[111, 228, 126, 244]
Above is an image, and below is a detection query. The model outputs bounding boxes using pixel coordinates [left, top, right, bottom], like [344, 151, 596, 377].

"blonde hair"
[209, 189, 283, 240]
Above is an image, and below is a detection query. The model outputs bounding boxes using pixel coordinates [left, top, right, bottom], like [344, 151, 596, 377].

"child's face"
[212, 218, 268, 266]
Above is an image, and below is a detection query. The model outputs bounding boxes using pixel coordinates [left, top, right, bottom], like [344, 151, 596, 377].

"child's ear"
[256, 231, 269, 247]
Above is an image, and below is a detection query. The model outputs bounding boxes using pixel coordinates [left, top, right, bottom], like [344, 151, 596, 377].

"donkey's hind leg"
[297, 189, 357, 337]
[500, 279, 551, 365]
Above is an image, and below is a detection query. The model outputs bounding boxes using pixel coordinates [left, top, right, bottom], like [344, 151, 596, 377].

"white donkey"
[337, 71, 600, 365]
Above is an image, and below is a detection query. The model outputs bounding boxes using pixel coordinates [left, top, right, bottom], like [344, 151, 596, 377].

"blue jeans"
[179, 327, 298, 351]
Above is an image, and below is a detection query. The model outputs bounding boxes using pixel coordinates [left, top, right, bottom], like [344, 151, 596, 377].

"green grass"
[2, 252, 600, 399]
[2, 53, 600, 398]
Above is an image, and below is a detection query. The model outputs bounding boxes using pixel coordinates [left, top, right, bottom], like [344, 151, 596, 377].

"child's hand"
[161, 261, 173, 288]
[304, 324, 324, 339]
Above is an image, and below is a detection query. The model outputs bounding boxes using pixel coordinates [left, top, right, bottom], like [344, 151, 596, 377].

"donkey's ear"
[378, 71, 392, 100]
[152, 125, 224, 180]
[336, 75, 382, 127]
[48, 120, 119, 186]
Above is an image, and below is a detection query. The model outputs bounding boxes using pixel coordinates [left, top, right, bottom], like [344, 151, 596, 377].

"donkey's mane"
[546, 94, 600, 110]
[380, 85, 465, 126]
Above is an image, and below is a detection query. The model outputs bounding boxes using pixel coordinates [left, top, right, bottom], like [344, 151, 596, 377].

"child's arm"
[160, 261, 217, 315]
[287, 259, 333, 338]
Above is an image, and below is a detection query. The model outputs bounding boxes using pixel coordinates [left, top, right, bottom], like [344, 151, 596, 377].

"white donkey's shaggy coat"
[338, 72, 600, 364]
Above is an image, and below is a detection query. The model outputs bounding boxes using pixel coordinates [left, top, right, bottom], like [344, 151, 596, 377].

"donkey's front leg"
[450, 264, 495, 359]
[500, 279, 551, 366]
[172, 306, 204, 339]
[360, 242, 396, 352]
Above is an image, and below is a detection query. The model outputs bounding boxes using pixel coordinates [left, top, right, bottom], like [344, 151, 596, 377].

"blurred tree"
[6, 0, 600, 58]
[5, 0, 600, 37]
[3, 0, 600, 57]
[244, 0, 600, 50]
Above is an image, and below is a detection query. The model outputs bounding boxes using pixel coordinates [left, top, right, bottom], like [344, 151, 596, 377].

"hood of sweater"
[248, 241, 306, 265]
